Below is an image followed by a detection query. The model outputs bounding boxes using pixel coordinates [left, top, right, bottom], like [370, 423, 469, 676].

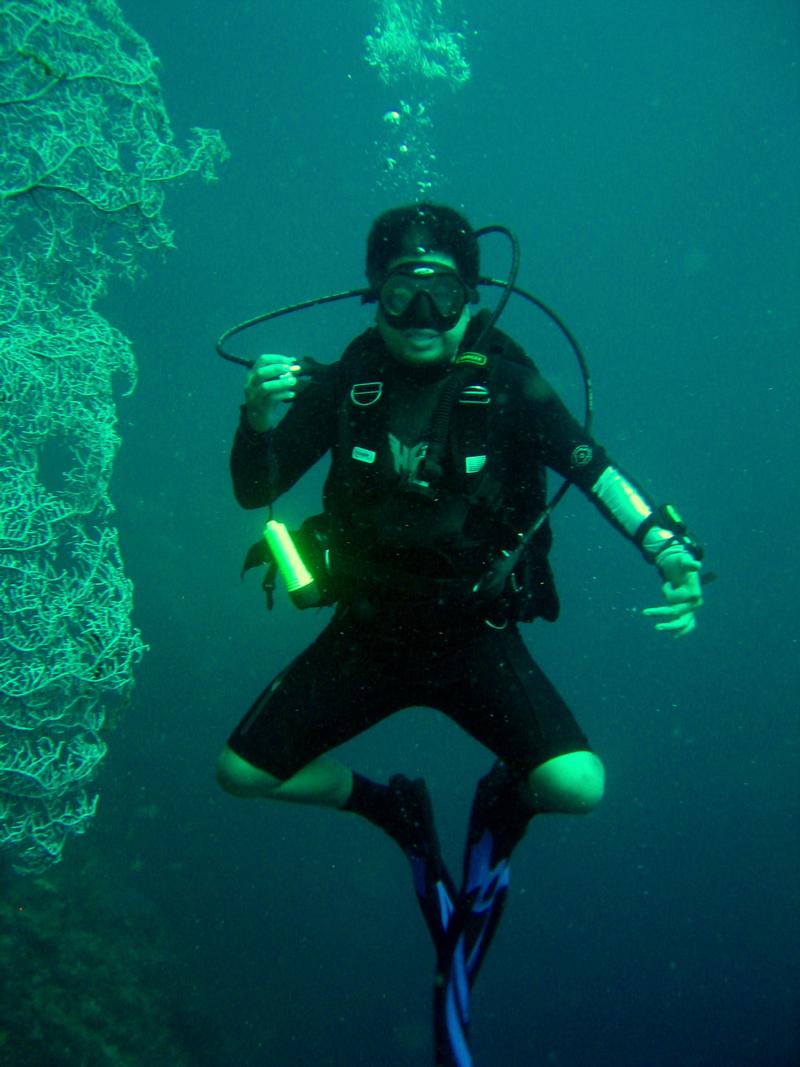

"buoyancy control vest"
[320, 312, 560, 622]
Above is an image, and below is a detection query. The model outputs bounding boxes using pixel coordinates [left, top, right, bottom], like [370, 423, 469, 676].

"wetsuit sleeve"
[513, 366, 678, 562]
[230, 365, 339, 509]
[514, 365, 611, 489]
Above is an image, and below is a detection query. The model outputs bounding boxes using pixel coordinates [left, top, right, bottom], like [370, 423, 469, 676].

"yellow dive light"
[263, 520, 321, 608]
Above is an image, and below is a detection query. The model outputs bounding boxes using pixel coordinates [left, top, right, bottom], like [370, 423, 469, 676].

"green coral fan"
[365, 2, 470, 196]
[0, 0, 228, 873]
[365, 0, 470, 89]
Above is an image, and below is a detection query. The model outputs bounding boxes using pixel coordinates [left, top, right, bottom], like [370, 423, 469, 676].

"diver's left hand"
[642, 545, 703, 638]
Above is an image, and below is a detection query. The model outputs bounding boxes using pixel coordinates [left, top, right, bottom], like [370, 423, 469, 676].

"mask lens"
[379, 275, 418, 317]
[425, 274, 466, 317]
[379, 266, 468, 327]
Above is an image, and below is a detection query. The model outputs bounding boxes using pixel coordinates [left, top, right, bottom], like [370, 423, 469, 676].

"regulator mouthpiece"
[264, 520, 321, 608]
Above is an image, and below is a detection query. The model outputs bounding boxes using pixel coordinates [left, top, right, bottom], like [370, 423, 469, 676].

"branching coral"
[365, 1, 470, 89]
[365, 1, 470, 195]
[0, 0, 228, 872]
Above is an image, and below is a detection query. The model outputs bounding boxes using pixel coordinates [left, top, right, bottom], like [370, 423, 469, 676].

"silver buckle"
[351, 381, 383, 406]
[459, 384, 490, 404]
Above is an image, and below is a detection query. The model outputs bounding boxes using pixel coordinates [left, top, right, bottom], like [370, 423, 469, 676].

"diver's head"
[366, 203, 479, 367]
[366, 203, 480, 292]
[374, 252, 470, 366]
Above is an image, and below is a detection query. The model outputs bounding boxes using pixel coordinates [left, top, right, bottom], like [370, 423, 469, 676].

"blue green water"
[71, 1, 800, 1063]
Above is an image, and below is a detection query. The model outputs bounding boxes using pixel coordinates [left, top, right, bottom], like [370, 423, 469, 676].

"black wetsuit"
[227, 317, 638, 780]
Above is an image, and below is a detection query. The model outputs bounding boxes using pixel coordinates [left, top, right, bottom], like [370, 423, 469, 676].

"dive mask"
[378, 263, 473, 331]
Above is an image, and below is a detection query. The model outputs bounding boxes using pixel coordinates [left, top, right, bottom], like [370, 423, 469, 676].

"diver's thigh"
[438, 623, 591, 774]
[226, 617, 408, 779]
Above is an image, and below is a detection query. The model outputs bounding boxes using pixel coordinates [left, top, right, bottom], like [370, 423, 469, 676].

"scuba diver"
[215, 203, 704, 1066]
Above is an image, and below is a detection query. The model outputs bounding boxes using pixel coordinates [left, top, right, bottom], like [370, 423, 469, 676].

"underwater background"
[3, 1, 798, 1063]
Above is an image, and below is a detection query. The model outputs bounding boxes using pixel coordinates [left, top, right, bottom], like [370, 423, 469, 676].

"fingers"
[652, 613, 697, 637]
[643, 603, 691, 618]
[244, 355, 301, 431]
[246, 355, 301, 401]
[642, 600, 699, 638]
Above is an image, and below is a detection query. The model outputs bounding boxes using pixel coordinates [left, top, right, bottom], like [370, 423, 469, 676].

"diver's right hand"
[244, 354, 301, 433]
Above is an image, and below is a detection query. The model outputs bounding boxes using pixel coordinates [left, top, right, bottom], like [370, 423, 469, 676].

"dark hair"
[365, 202, 480, 290]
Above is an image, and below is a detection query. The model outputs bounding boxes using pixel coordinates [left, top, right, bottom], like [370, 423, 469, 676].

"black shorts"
[227, 612, 591, 780]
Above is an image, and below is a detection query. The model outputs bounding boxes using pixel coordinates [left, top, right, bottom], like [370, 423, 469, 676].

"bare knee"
[216, 746, 282, 798]
[527, 751, 605, 814]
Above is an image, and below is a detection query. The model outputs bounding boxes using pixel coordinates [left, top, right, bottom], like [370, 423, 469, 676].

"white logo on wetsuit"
[388, 433, 428, 482]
